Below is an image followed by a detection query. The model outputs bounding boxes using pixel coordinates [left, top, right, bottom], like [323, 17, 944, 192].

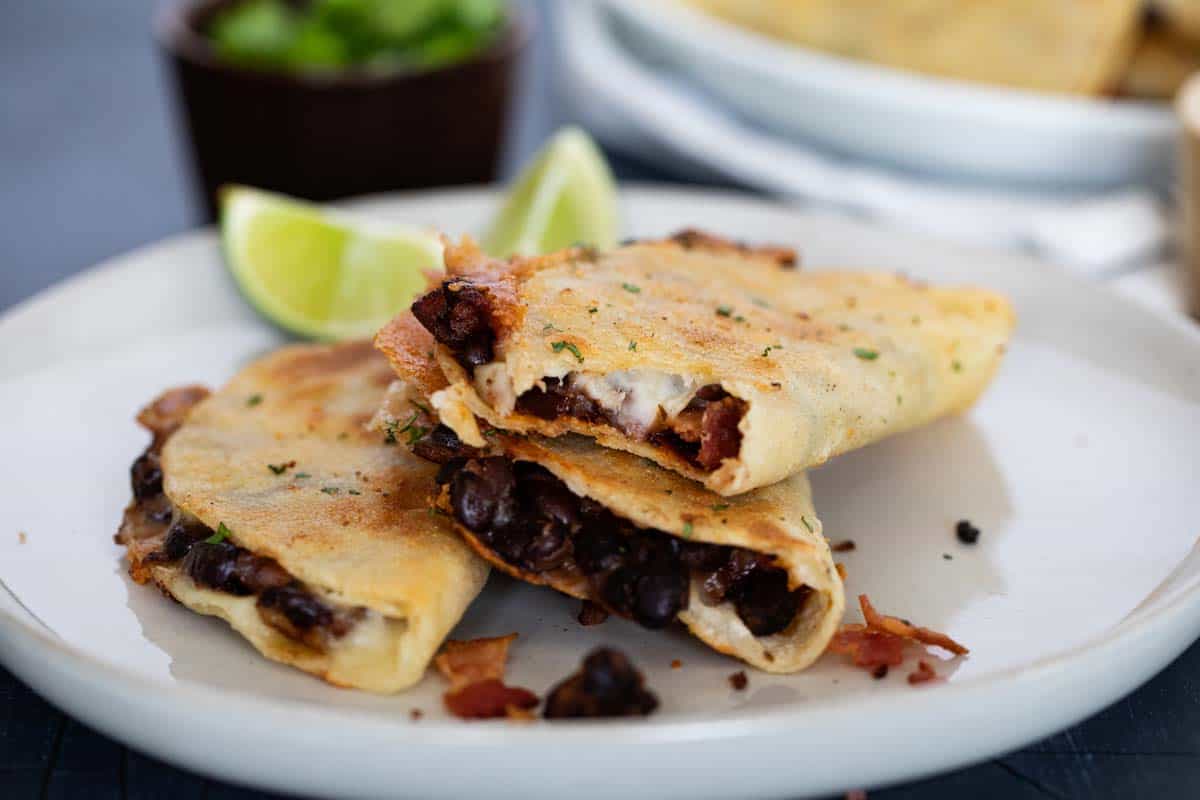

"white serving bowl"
[603, 0, 1177, 188]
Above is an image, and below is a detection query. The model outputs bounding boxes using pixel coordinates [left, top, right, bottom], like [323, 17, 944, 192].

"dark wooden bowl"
[156, 0, 530, 220]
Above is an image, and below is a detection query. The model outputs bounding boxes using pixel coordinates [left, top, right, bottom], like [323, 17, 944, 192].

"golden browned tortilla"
[687, 0, 1141, 96]
[115, 342, 489, 693]
[378, 233, 1014, 496]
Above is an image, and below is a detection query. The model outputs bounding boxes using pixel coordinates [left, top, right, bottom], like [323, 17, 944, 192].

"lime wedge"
[483, 127, 620, 257]
[220, 186, 443, 340]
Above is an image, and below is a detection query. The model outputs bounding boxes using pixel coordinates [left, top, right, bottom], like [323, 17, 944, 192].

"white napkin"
[554, 2, 1170, 274]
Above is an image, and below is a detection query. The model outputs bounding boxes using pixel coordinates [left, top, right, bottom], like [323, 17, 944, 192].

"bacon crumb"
[858, 595, 968, 656]
[828, 595, 968, 673]
[831, 540, 856, 553]
[435, 634, 539, 720]
[671, 659, 682, 669]
[444, 679, 539, 719]
[872, 664, 889, 680]
[728, 671, 748, 691]
[435, 633, 517, 691]
[908, 660, 938, 685]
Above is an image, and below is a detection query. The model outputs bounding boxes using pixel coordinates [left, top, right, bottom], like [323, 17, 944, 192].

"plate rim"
[3, 184, 1200, 793]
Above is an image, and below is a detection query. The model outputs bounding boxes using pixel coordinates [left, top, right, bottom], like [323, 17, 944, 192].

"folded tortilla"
[374, 343, 844, 673]
[115, 342, 489, 693]
[687, 0, 1141, 96]
[378, 232, 1014, 496]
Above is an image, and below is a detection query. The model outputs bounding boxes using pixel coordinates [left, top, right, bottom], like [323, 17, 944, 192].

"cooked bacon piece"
[435, 634, 539, 719]
[858, 595, 969, 656]
[908, 660, 938, 685]
[696, 397, 747, 471]
[435, 633, 518, 692]
[828, 595, 968, 672]
[826, 626, 906, 668]
[444, 679, 539, 719]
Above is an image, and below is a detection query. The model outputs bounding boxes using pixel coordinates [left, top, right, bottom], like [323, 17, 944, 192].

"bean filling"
[121, 441, 362, 652]
[418, 426, 806, 637]
[410, 282, 747, 472]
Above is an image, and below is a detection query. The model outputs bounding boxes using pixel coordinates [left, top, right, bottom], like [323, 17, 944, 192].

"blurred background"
[4, 1, 1200, 798]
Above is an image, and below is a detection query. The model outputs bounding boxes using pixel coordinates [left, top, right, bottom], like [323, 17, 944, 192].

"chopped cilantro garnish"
[681, 521, 694, 537]
[952, 360, 963, 372]
[348, 489, 362, 495]
[854, 348, 879, 360]
[321, 487, 340, 495]
[801, 516, 814, 533]
[205, 522, 232, 545]
[897, 395, 903, 406]
[621, 282, 641, 294]
[751, 298, 769, 308]
[588, 306, 598, 314]
[734, 315, 746, 323]
[711, 503, 730, 512]
[551, 340, 584, 363]
[716, 305, 733, 318]
[542, 322, 561, 334]
[294, 472, 311, 479]
[628, 341, 637, 351]
[246, 394, 263, 407]
[387, 412, 429, 445]
[267, 462, 292, 475]
[761, 344, 782, 357]
[411, 400, 431, 415]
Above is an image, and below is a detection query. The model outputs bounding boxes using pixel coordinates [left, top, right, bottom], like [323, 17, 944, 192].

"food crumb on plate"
[831, 540, 856, 552]
[908, 660, 938, 685]
[728, 671, 748, 691]
[671, 659, 682, 669]
[955, 519, 981, 544]
[872, 664, 889, 680]
[17, 531, 27, 544]
[410, 708, 423, 721]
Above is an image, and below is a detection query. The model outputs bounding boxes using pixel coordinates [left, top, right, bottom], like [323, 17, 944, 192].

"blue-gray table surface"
[3, 2, 1198, 798]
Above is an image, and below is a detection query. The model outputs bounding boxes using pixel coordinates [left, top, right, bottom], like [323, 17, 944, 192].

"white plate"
[602, 0, 1176, 188]
[2, 187, 1199, 800]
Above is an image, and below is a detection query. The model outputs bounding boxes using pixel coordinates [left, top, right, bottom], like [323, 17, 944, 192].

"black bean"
[731, 570, 800, 637]
[130, 451, 163, 501]
[544, 648, 659, 719]
[633, 569, 688, 629]
[413, 425, 476, 465]
[573, 527, 627, 575]
[159, 519, 209, 561]
[522, 522, 571, 571]
[258, 584, 333, 631]
[450, 470, 494, 531]
[181, 541, 250, 595]
[435, 457, 468, 486]
[484, 513, 533, 565]
[600, 567, 639, 617]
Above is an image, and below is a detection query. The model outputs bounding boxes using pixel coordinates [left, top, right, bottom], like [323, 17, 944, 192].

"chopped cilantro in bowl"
[206, 0, 506, 73]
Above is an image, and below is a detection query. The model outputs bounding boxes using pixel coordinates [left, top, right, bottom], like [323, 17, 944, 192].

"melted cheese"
[568, 370, 700, 435]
